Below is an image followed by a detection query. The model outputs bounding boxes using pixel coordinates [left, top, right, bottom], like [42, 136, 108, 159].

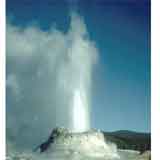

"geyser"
[55, 13, 98, 132]
[6, 12, 98, 149]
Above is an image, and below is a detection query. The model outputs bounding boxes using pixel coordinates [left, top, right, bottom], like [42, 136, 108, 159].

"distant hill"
[103, 130, 151, 153]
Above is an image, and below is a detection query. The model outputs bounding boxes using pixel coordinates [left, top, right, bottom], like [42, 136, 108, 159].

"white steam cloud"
[6, 13, 98, 149]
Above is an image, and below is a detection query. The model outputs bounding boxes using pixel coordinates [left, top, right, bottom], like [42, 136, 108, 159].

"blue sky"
[7, 0, 150, 133]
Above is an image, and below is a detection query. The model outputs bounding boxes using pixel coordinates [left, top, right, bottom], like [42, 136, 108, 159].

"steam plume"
[6, 12, 98, 149]
[55, 13, 98, 132]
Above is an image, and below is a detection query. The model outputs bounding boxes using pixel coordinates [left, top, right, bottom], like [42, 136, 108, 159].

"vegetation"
[103, 130, 151, 153]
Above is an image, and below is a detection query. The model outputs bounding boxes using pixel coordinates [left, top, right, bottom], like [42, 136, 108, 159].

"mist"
[6, 12, 98, 150]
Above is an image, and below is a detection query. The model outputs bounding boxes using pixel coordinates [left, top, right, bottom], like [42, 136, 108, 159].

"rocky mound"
[34, 127, 119, 159]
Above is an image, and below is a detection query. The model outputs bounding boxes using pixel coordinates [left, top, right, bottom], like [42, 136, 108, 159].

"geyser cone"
[35, 127, 119, 159]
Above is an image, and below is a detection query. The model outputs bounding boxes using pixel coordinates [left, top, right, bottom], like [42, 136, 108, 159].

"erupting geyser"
[55, 13, 98, 132]
[6, 12, 151, 160]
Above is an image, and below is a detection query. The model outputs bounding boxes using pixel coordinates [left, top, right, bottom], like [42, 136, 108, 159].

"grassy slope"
[103, 130, 151, 153]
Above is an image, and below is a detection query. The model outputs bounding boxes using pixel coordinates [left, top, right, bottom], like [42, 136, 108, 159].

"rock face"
[35, 127, 120, 159]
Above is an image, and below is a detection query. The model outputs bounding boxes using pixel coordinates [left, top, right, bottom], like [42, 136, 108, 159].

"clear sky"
[6, 0, 150, 136]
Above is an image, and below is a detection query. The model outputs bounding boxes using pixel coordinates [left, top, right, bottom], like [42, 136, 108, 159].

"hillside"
[103, 130, 151, 153]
